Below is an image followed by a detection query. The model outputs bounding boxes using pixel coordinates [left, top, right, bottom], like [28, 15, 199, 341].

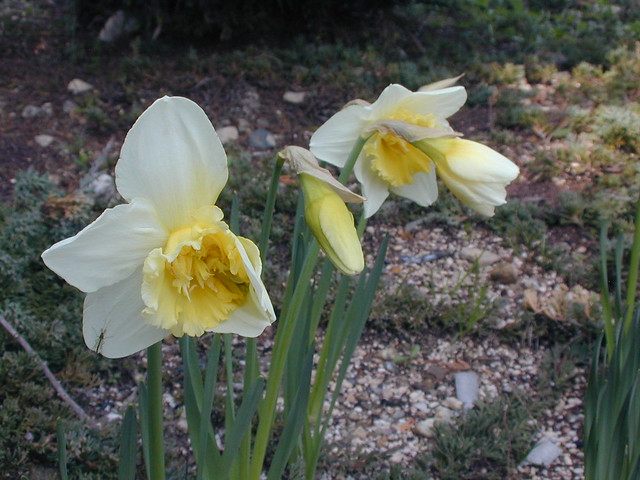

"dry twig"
[0, 314, 94, 425]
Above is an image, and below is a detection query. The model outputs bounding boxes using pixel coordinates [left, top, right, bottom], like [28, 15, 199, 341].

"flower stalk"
[146, 342, 165, 480]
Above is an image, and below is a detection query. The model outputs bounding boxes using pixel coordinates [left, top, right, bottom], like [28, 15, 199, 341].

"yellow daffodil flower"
[278, 146, 365, 275]
[309, 81, 519, 217]
[42, 97, 275, 358]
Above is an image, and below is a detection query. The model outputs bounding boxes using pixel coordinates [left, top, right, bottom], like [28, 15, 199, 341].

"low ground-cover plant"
[0, 171, 120, 477]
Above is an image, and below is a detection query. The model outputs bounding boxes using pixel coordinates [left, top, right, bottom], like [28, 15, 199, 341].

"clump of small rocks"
[316, 219, 588, 478]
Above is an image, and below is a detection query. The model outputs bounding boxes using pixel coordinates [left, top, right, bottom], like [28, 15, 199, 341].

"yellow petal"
[300, 175, 364, 275]
[141, 207, 253, 336]
[364, 132, 433, 188]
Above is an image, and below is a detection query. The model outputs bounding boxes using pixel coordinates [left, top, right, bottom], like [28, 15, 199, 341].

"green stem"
[249, 241, 321, 480]
[338, 136, 368, 184]
[237, 157, 283, 478]
[624, 195, 640, 334]
[259, 159, 284, 262]
[147, 343, 165, 480]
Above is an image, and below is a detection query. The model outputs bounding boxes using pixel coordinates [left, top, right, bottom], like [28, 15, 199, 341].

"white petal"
[369, 84, 414, 119]
[209, 236, 275, 337]
[42, 199, 167, 293]
[414, 137, 519, 216]
[212, 294, 273, 337]
[116, 96, 228, 231]
[310, 105, 368, 167]
[354, 155, 390, 218]
[441, 139, 520, 183]
[83, 268, 168, 358]
[279, 146, 364, 203]
[390, 167, 439, 207]
[441, 175, 509, 211]
[441, 176, 512, 208]
[418, 74, 464, 91]
[398, 86, 467, 120]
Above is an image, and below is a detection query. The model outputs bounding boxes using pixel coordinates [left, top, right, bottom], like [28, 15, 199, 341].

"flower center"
[170, 231, 249, 302]
[363, 110, 435, 187]
[364, 132, 433, 187]
[141, 209, 251, 337]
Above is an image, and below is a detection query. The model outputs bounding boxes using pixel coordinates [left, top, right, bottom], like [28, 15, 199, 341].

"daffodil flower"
[278, 146, 365, 275]
[309, 81, 519, 217]
[413, 137, 519, 216]
[42, 97, 275, 358]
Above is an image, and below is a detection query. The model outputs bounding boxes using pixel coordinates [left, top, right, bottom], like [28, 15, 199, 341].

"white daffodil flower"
[278, 146, 365, 275]
[413, 137, 520, 216]
[309, 82, 519, 217]
[42, 97, 275, 358]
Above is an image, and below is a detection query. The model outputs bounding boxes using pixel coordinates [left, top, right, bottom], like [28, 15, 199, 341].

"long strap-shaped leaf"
[196, 335, 223, 480]
[267, 347, 314, 480]
[306, 235, 390, 476]
[138, 382, 151, 480]
[118, 406, 138, 480]
[219, 377, 265, 476]
[181, 336, 221, 479]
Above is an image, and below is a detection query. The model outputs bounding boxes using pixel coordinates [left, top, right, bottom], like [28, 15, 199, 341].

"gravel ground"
[315, 220, 589, 479]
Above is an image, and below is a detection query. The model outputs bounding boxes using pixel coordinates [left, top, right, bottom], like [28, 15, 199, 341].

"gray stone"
[217, 126, 239, 145]
[237, 118, 251, 134]
[283, 91, 306, 104]
[67, 78, 93, 95]
[98, 10, 138, 42]
[22, 105, 43, 118]
[455, 371, 479, 408]
[424, 363, 448, 380]
[460, 247, 501, 266]
[490, 262, 519, 284]
[256, 117, 270, 129]
[351, 426, 368, 440]
[89, 173, 117, 204]
[384, 361, 398, 373]
[442, 396, 464, 410]
[249, 128, 276, 149]
[391, 410, 405, 420]
[177, 416, 189, 432]
[434, 406, 454, 422]
[414, 418, 437, 438]
[405, 217, 427, 232]
[63, 100, 78, 114]
[525, 437, 563, 466]
[241, 90, 260, 115]
[34, 134, 55, 147]
[41, 102, 53, 116]
[106, 412, 123, 422]
[62, 100, 78, 114]
[413, 401, 429, 413]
